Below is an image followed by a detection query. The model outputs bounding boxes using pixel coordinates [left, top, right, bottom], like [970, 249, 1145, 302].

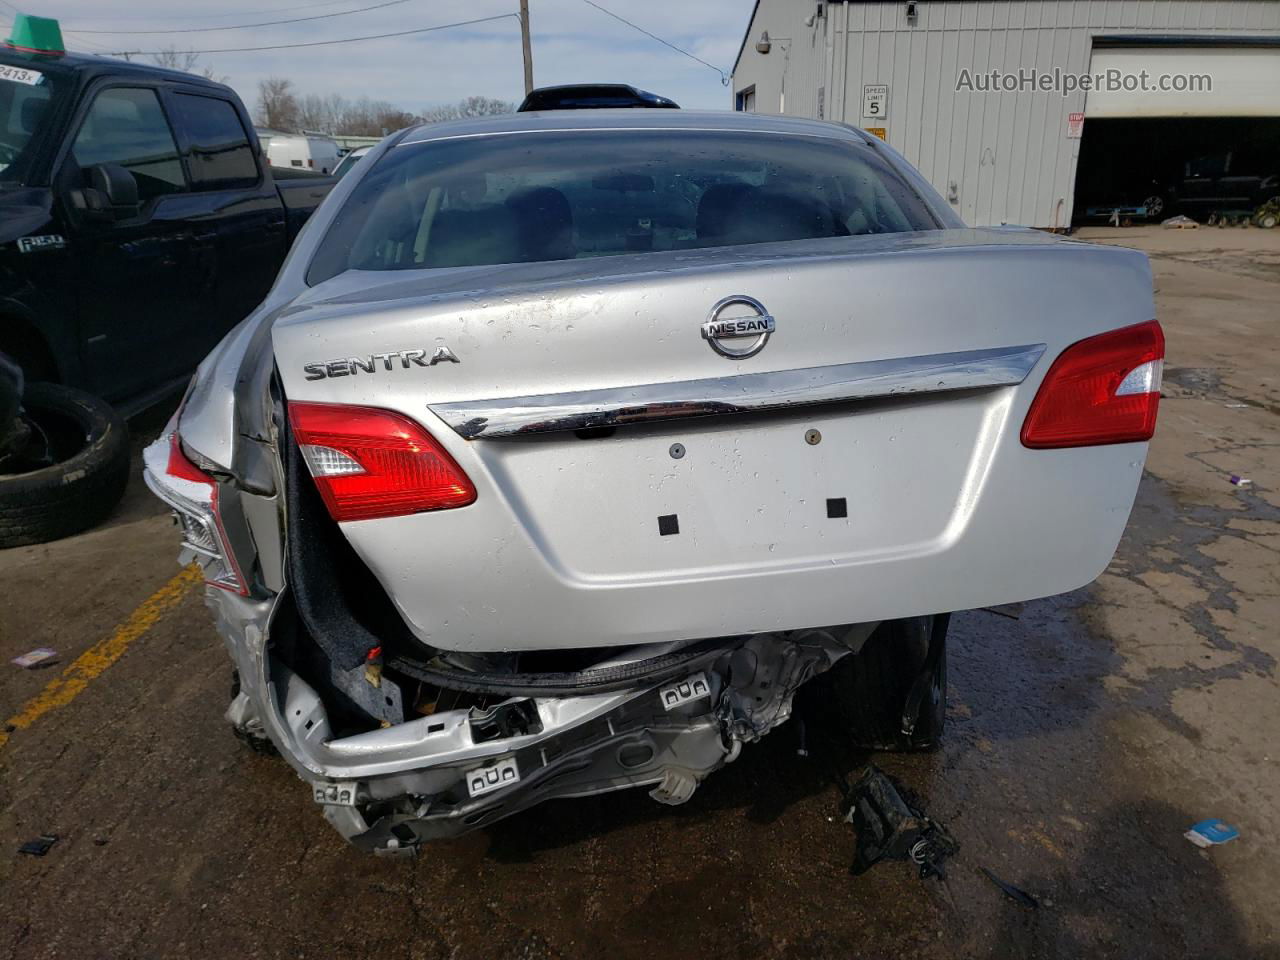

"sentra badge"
[303, 346, 460, 381]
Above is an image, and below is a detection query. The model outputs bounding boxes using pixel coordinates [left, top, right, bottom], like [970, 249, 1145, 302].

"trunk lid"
[273, 229, 1154, 652]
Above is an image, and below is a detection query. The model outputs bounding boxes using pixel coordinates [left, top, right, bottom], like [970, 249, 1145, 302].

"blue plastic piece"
[1186, 819, 1240, 847]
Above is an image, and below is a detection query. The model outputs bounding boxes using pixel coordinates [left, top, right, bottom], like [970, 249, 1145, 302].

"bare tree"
[420, 96, 515, 123]
[151, 46, 228, 85]
[372, 107, 419, 134]
[296, 93, 335, 134]
[288, 93, 416, 136]
[151, 46, 199, 72]
[251, 83, 507, 136]
[256, 76, 299, 132]
[201, 64, 230, 85]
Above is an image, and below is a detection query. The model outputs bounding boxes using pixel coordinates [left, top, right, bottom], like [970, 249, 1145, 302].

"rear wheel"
[817, 614, 949, 751]
[0, 383, 130, 548]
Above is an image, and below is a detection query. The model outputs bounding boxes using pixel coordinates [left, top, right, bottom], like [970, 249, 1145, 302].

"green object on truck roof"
[5, 13, 65, 55]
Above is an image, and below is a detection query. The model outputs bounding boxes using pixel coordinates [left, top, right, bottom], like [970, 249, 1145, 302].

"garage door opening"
[1072, 116, 1280, 225]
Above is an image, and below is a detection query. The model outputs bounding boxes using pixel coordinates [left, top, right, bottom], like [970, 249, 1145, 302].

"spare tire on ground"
[0, 382, 131, 548]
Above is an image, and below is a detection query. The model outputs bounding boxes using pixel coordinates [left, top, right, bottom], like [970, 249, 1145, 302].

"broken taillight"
[141, 427, 248, 595]
[287, 402, 476, 522]
[165, 435, 249, 593]
[1021, 320, 1164, 449]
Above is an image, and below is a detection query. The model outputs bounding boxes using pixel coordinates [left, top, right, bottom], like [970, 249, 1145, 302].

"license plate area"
[481, 390, 1003, 581]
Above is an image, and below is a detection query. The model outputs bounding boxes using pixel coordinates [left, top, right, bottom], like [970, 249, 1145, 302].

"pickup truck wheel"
[818, 614, 948, 751]
[0, 383, 130, 548]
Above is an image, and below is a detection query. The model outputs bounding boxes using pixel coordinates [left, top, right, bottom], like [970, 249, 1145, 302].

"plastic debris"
[1185, 819, 1239, 848]
[1224, 403, 1249, 409]
[11, 647, 57, 669]
[1229, 475, 1252, 487]
[980, 867, 1040, 909]
[18, 834, 59, 856]
[844, 765, 959, 880]
[1162, 214, 1199, 229]
[980, 602, 1024, 621]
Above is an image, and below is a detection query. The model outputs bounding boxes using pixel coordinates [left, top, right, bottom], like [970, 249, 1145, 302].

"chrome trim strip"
[430, 343, 1047, 440]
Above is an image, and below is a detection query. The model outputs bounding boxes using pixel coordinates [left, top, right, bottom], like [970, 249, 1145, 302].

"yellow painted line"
[1, 564, 202, 749]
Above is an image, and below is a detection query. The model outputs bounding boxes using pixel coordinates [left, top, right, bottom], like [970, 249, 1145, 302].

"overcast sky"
[8, 0, 754, 113]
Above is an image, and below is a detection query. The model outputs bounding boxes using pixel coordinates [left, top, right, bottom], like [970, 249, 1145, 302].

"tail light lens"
[1021, 320, 1164, 449]
[141, 427, 248, 595]
[288, 402, 476, 522]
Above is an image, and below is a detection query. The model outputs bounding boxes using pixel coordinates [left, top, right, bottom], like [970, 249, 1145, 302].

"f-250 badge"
[17, 235, 66, 253]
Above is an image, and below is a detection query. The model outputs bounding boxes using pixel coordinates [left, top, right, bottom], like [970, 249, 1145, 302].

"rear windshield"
[306, 129, 938, 284]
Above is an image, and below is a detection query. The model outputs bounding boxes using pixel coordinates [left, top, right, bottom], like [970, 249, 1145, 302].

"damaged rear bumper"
[215, 586, 872, 855]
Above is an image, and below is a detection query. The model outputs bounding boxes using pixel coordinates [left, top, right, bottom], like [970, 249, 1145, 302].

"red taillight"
[168, 431, 212, 485]
[1021, 320, 1164, 449]
[287, 402, 476, 522]
[163, 432, 248, 595]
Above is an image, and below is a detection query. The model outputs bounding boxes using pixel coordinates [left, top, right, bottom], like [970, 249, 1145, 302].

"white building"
[730, 1, 1280, 227]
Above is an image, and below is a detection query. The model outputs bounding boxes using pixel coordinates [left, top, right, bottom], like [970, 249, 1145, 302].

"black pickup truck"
[0, 37, 334, 547]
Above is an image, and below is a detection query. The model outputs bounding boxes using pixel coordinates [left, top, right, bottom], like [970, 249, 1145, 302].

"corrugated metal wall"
[731, 1, 1280, 227]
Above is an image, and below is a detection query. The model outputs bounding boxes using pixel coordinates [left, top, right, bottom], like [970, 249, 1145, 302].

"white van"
[255, 129, 340, 175]
[305, 135, 340, 175]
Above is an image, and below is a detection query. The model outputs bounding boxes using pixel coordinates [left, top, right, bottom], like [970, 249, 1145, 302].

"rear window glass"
[307, 130, 938, 284]
[171, 93, 258, 189]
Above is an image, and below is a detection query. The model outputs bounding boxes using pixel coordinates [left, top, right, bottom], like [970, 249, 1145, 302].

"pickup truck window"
[307, 130, 938, 284]
[0, 69, 67, 186]
[171, 93, 258, 190]
[72, 87, 185, 202]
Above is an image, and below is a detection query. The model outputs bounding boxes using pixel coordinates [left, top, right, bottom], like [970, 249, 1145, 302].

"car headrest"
[696, 182, 754, 241]
[719, 188, 838, 246]
[19, 96, 47, 135]
[505, 186, 575, 261]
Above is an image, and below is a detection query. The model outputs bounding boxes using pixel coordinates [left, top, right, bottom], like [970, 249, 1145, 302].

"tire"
[0, 383, 130, 548]
[816, 614, 949, 752]
[1143, 195, 1165, 220]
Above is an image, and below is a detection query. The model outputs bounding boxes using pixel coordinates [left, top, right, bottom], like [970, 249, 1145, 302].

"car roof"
[398, 109, 866, 144]
[0, 46, 233, 93]
[397, 109, 870, 147]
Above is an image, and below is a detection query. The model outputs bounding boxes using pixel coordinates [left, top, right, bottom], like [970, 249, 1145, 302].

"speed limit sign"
[862, 84, 889, 120]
